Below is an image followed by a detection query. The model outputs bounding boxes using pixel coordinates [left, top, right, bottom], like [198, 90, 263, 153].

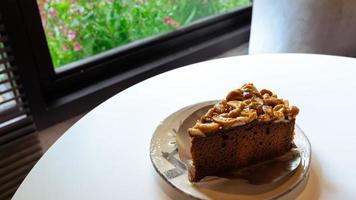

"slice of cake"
[178, 83, 299, 182]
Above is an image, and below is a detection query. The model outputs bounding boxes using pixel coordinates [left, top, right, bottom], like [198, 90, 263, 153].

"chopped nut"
[288, 106, 299, 118]
[255, 105, 264, 115]
[262, 93, 271, 99]
[201, 117, 213, 123]
[247, 101, 261, 110]
[220, 113, 229, 118]
[241, 83, 258, 92]
[253, 91, 262, 98]
[273, 104, 285, 113]
[243, 99, 252, 105]
[205, 108, 215, 118]
[231, 117, 250, 127]
[213, 101, 230, 114]
[255, 97, 264, 104]
[258, 114, 271, 122]
[273, 111, 285, 122]
[283, 100, 289, 107]
[263, 98, 275, 106]
[263, 97, 283, 106]
[188, 128, 205, 137]
[260, 89, 273, 96]
[227, 100, 242, 109]
[228, 108, 242, 118]
[262, 105, 273, 115]
[226, 89, 243, 101]
[240, 110, 257, 121]
[194, 122, 220, 134]
[248, 110, 257, 122]
[212, 115, 242, 127]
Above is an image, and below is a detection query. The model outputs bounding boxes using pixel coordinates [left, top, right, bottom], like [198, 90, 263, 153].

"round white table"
[13, 54, 356, 200]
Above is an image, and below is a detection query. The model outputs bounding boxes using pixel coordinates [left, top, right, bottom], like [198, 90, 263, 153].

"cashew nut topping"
[189, 83, 299, 136]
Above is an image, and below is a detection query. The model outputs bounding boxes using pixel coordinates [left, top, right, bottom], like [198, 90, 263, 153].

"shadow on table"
[154, 155, 325, 200]
[296, 154, 332, 199]
[194, 156, 324, 199]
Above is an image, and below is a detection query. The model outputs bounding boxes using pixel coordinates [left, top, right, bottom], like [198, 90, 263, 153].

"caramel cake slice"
[178, 83, 299, 182]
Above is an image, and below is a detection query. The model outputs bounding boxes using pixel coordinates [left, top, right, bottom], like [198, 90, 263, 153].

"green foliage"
[41, 0, 250, 68]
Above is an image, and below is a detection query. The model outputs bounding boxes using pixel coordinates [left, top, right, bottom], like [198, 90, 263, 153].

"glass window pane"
[37, 0, 251, 70]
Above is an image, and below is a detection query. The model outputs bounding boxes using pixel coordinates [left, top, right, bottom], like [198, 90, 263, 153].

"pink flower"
[61, 26, 68, 35]
[62, 45, 68, 52]
[49, 8, 57, 17]
[67, 30, 76, 41]
[48, 31, 53, 36]
[164, 17, 180, 28]
[73, 41, 81, 51]
[107, 0, 113, 3]
[164, 17, 173, 25]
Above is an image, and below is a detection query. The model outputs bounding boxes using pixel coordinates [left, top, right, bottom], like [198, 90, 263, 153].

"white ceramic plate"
[150, 101, 311, 200]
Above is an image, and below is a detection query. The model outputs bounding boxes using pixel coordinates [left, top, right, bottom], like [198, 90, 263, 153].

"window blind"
[0, 14, 42, 200]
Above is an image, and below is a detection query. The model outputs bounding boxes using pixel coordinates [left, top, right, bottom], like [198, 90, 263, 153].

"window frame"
[1, 0, 252, 129]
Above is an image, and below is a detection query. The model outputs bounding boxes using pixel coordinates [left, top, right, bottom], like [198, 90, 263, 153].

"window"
[37, 0, 251, 70]
[1, 3, 251, 197]
[1, 0, 252, 129]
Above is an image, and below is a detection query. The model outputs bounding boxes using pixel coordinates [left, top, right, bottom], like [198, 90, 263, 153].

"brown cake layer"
[188, 119, 295, 182]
